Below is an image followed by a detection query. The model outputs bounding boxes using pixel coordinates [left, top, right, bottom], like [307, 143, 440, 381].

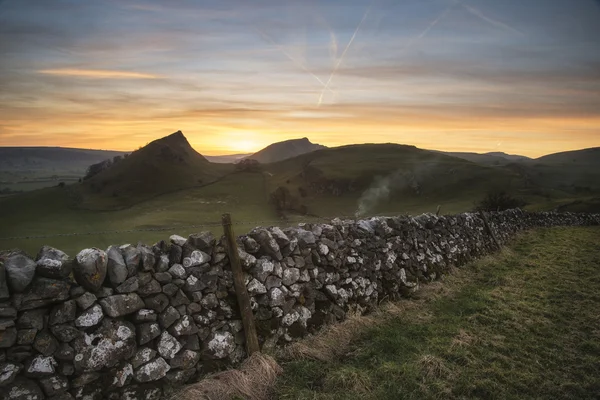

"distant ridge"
[246, 137, 326, 163]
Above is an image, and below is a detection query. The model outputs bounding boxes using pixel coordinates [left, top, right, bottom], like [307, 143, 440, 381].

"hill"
[261, 143, 526, 217]
[246, 137, 326, 164]
[0, 147, 126, 192]
[75, 131, 232, 209]
[440, 151, 530, 166]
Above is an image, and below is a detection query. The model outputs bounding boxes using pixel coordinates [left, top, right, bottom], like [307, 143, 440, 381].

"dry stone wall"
[0, 209, 598, 400]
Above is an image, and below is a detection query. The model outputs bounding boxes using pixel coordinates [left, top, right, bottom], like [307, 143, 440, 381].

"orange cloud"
[37, 69, 160, 79]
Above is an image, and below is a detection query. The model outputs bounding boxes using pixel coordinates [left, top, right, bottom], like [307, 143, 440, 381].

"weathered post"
[479, 210, 501, 249]
[436, 205, 441, 216]
[221, 213, 260, 355]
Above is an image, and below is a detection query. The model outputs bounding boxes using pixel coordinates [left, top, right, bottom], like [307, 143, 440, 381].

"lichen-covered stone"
[36, 246, 71, 279]
[169, 315, 198, 336]
[131, 347, 156, 369]
[157, 331, 181, 359]
[4, 378, 44, 400]
[132, 309, 157, 323]
[116, 277, 139, 294]
[74, 304, 104, 328]
[133, 357, 170, 383]
[282, 268, 300, 286]
[137, 323, 161, 345]
[73, 320, 136, 372]
[204, 331, 235, 359]
[38, 375, 69, 397]
[33, 330, 59, 356]
[186, 232, 215, 251]
[75, 292, 97, 310]
[182, 250, 211, 268]
[120, 244, 141, 277]
[107, 245, 128, 287]
[25, 355, 56, 377]
[73, 248, 107, 292]
[0, 362, 21, 387]
[99, 293, 145, 317]
[169, 349, 200, 369]
[143, 294, 170, 313]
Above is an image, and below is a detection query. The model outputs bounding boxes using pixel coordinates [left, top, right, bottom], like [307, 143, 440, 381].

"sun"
[229, 139, 257, 153]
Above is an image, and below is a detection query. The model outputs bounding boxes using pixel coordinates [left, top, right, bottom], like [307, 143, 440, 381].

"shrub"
[475, 191, 527, 212]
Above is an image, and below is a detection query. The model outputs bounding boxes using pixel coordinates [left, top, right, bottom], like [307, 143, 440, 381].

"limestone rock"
[73, 320, 136, 372]
[131, 347, 157, 369]
[158, 306, 179, 329]
[170, 235, 187, 246]
[134, 357, 170, 382]
[169, 349, 200, 369]
[33, 330, 59, 356]
[107, 245, 128, 287]
[169, 315, 198, 336]
[182, 250, 211, 268]
[186, 232, 215, 251]
[50, 325, 81, 343]
[116, 277, 139, 294]
[132, 309, 156, 323]
[249, 229, 282, 260]
[49, 300, 76, 325]
[75, 304, 104, 328]
[137, 245, 156, 272]
[0, 362, 21, 387]
[137, 323, 161, 345]
[3, 253, 36, 293]
[282, 268, 300, 286]
[120, 244, 141, 277]
[38, 375, 69, 397]
[204, 331, 235, 359]
[20, 277, 70, 311]
[143, 294, 170, 313]
[4, 378, 44, 400]
[25, 355, 56, 377]
[157, 331, 182, 359]
[99, 293, 145, 318]
[75, 292, 97, 310]
[73, 248, 107, 292]
[35, 246, 71, 279]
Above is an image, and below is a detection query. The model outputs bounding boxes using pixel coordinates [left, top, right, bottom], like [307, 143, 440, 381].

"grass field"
[275, 226, 600, 399]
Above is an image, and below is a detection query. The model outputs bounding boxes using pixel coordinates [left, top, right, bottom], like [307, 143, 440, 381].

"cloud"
[37, 69, 160, 79]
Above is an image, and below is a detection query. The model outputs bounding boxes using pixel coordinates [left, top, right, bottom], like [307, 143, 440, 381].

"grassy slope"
[0, 172, 280, 255]
[263, 144, 527, 216]
[276, 226, 600, 400]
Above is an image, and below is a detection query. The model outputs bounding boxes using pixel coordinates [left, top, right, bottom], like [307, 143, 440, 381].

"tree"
[475, 190, 527, 212]
[84, 159, 112, 180]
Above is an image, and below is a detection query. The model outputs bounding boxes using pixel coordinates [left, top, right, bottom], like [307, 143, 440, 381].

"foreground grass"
[276, 227, 600, 400]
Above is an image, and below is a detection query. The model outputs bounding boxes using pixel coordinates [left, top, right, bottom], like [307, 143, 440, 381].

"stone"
[3, 253, 36, 293]
[57, 363, 74, 376]
[75, 292, 97, 310]
[20, 277, 71, 311]
[186, 232, 215, 251]
[132, 309, 157, 323]
[72, 320, 136, 372]
[131, 347, 157, 369]
[106, 245, 128, 287]
[165, 368, 195, 385]
[121, 383, 162, 400]
[247, 279, 267, 295]
[0, 327, 17, 348]
[138, 245, 156, 272]
[169, 349, 200, 369]
[0, 362, 21, 387]
[170, 290, 190, 307]
[120, 244, 141, 276]
[71, 372, 100, 387]
[170, 315, 198, 336]
[25, 355, 56, 377]
[39, 375, 69, 397]
[158, 306, 179, 329]
[18, 309, 46, 330]
[143, 294, 169, 313]
[73, 248, 107, 292]
[55, 343, 75, 361]
[183, 334, 200, 351]
[252, 259, 274, 282]
[0, 262, 9, 300]
[204, 331, 235, 359]
[170, 235, 187, 246]
[49, 393, 75, 400]
[168, 264, 187, 279]
[296, 229, 316, 247]
[182, 250, 211, 268]
[4, 378, 44, 400]
[169, 245, 183, 266]
[137, 323, 161, 345]
[49, 300, 76, 325]
[282, 268, 300, 286]
[249, 229, 282, 260]
[138, 280, 162, 296]
[71, 384, 103, 400]
[116, 277, 139, 293]
[17, 329, 37, 345]
[155, 255, 170, 273]
[237, 248, 256, 268]
[50, 325, 81, 343]
[154, 272, 171, 284]
[74, 304, 104, 328]
[137, 272, 152, 286]
[0, 319, 15, 330]
[99, 293, 145, 317]
[161, 283, 178, 297]
[36, 246, 71, 279]
[269, 287, 286, 307]
[95, 286, 114, 298]
[134, 357, 170, 382]
[107, 362, 133, 389]
[200, 293, 218, 309]
[33, 330, 59, 356]
[187, 302, 202, 315]
[243, 236, 260, 253]
[157, 331, 182, 359]
[270, 227, 291, 247]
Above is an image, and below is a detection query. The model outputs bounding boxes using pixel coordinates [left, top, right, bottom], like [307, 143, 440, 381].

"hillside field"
[275, 226, 600, 399]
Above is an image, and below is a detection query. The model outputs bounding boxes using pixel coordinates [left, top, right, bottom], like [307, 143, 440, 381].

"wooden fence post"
[479, 210, 501, 249]
[436, 205, 441, 216]
[222, 213, 260, 355]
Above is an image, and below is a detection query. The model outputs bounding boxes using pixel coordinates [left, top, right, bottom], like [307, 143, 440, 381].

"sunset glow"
[1, 0, 599, 157]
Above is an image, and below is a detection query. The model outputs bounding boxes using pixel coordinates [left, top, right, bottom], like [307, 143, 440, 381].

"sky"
[0, 0, 599, 157]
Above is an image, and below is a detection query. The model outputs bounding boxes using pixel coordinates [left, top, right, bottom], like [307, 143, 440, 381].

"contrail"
[402, 3, 454, 52]
[254, 27, 335, 96]
[318, 1, 373, 106]
[459, 0, 523, 35]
